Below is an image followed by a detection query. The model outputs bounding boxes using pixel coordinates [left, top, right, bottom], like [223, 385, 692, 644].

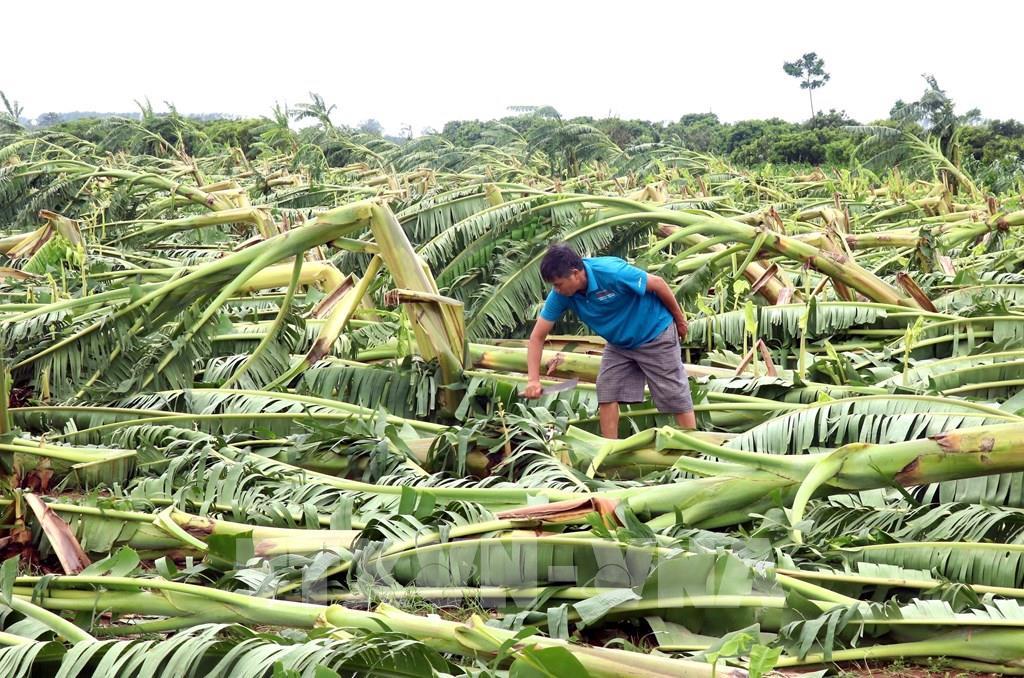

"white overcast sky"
[3, 1, 1020, 135]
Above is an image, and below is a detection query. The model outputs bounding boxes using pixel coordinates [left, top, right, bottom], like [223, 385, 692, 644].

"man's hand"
[527, 317, 555, 399]
[523, 380, 543, 398]
[675, 317, 688, 339]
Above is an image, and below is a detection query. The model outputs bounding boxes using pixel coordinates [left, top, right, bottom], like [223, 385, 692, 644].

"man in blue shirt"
[524, 244, 696, 438]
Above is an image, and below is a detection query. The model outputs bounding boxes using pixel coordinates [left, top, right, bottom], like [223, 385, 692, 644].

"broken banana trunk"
[498, 423, 1024, 532]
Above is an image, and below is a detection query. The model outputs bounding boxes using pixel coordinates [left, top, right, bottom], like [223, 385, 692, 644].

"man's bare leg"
[674, 411, 696, 430]
[599, 402, 620, 439]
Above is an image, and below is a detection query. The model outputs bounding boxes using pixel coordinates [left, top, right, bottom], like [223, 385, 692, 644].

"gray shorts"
[596, 324, 694, 413]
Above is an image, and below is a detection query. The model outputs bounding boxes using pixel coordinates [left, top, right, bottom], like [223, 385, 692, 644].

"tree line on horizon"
[2, 64, 1022, 182]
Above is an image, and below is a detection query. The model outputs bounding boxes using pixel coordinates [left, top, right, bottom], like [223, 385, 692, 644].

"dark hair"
[540, 244, 583, 282]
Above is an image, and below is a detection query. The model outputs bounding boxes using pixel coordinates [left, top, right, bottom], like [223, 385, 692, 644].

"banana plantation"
[1, 114, 1024, 677]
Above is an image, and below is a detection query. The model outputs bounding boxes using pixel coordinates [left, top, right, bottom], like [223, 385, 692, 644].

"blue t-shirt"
[539, 257, 672, 348]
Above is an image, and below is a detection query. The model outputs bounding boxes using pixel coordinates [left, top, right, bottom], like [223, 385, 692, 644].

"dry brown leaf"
[24, 494, 90, 574]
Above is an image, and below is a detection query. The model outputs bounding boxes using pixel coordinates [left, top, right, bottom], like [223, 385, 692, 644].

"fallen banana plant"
[3, 120, 1024, 675]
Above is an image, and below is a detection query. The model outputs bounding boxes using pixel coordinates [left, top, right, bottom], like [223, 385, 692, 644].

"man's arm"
[524, 317, 555, 398]
[646, 274, 688, 338]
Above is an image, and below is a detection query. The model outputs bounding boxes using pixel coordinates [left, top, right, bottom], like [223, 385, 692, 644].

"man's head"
[541, 244, 587, 296]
